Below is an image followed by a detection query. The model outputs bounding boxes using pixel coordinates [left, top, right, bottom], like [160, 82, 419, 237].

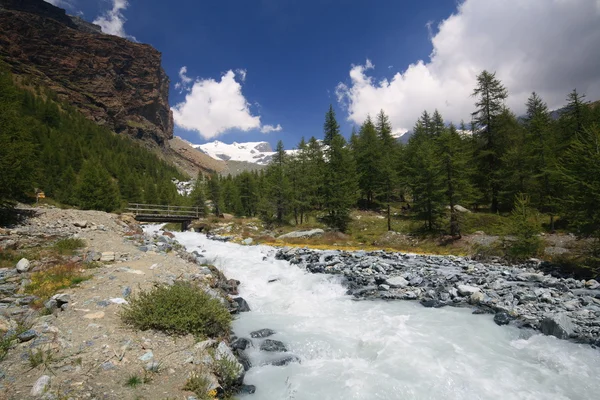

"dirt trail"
[1, 207, 217, 400]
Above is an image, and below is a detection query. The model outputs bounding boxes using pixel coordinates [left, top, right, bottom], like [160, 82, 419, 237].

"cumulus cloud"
[336, 0, 600, 132]
[261, 124, 283, 134]
[93, 0, 135, 40]
[172, 68, 282, 139]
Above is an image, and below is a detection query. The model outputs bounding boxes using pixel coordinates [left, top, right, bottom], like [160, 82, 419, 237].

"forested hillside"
[194, 71, 600, 260]
[0, 64, 185, 212]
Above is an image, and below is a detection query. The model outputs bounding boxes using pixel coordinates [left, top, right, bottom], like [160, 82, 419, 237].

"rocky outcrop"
[0, 0, 173, 146]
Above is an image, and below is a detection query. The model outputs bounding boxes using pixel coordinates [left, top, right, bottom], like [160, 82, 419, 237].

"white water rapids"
[170, 230, 600, 400]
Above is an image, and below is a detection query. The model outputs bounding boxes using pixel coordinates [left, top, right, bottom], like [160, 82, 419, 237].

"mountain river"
[170, 230, 600, 400]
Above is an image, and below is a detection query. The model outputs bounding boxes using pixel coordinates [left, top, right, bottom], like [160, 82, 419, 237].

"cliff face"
[0, 0, 173, 146]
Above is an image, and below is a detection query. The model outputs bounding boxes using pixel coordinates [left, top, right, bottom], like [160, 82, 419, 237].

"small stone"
[386, 276, 408, 288]
[100, 361, 116, 371]
[138, 351, 154, 362]
[231, 337, 251, 351]
[457, 285, 480, 296]
[470, 292, 485, 304]
[17, 329, 37, 342]
[260, 339, 287, 352]
[145, 361, 160, 371]
[378, 284, 390, 291]
[242, 238, 253, 245]
[31, 375, 51, 396]
[240, 384, 256, 394]
[122, 286, 132, 297]
[585, 279, 600, 290]
[73, 221, 88, 228]
[44, 299, 58, 312]
[100, 252, 115, 262]
[52, 293, 70, 304]
[494, 312, 512, 326]
[16, 258, 31, 273]
[83, 311, 105, 319]
[233, 297, 251, 312]
[250, 328, 276, 338]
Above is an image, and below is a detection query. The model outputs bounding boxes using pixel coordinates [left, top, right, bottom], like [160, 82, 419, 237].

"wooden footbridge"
[126, 203, 203, 230]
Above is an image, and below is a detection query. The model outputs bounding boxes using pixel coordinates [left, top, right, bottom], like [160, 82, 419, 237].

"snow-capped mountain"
[182, 138, 296, 166]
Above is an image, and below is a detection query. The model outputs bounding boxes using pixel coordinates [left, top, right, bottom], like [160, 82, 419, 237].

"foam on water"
[172, 230, 600, 400]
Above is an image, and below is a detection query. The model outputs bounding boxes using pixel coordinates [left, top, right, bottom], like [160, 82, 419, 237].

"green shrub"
[120, 282, 231, 338]
[183, 370, 216, 399]
[53, 238, 85, 255]
[504, 194, 542, 260]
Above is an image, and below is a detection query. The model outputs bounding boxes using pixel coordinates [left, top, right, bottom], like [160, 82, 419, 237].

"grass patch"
[183, 370, 217, 399]
[28, 348, 54, 371]
[125, 374, 142, 388]
[25, 263, 90, 306]
[120, 281, 231, 338]
[0, 248, 39, 269]
[53, 238, 85, 255]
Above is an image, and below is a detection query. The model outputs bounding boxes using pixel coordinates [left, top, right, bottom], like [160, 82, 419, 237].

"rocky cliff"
[0, 0, 173, 146]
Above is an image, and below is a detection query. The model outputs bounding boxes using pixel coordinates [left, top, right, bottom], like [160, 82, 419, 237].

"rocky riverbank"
[0, 207, 257, 399]
[275, 247, 600, 347]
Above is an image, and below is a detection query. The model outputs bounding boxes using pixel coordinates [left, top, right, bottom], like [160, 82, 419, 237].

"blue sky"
[50, 0, 600, 148]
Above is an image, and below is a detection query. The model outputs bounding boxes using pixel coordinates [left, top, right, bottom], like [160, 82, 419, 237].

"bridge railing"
[126, 203, 203, 219]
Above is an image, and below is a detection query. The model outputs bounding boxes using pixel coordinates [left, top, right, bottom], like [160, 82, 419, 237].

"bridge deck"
[126, 203, 203, 225]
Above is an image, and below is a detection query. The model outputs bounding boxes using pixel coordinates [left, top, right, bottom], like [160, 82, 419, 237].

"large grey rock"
[457, 284, 480, 296]
[277, 229, 325, 240]
[260, 339, 287, 352]
[386, 276, 408, 288]
[540, 314, 575, 339]
[31, 375, 51, 396]
[214, 341, 245, 385]
[16, 258, 31, 273]
[250, 328, 275, 338]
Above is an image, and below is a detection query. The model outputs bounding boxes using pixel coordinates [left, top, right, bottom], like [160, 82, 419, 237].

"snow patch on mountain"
[180, 138, 297, 165]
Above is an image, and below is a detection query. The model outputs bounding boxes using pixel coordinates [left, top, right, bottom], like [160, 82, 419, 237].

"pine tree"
[323, 104, 340, 147]
[523, 92, 558, 230]
[75, 160, 121, 212]
[355, 116, 381, 207]
[471, 70, 508, 212]
[322, 108, 357, 231]
[375, 110, 397, 230]
[305, 136, 325, 211]
[438, 124, 474, 236]
[235, 171, 258, 217]
[207, 173, 223, 217]
[189, 172, 208, 216]
[260, 141, 290, 225]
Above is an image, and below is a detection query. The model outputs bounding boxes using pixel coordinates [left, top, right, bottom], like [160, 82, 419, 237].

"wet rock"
[31, 375, 51, 396]
[15, 258, 31, 273]
[494, 312, 512, 326]
[239, 384, 256, 394]
[233, 297, 251, 312]
[260, 339, 287, 352]
[231, 337, 251, 351]
[250, 328, 275, 338]
[268, 355, 301, 366]
[421, 299, 444, 308]
[235, 349, 252, 371]
[540, 314, 575, 339]
[378, 284, 390, 291]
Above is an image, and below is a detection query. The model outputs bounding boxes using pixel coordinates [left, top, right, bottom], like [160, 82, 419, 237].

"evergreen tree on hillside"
[222, 176, 242, 216]
[207, 173, 223, 216]
[305, 136, 326, 211]
[523, 92, 558, 230]
[405, 116, 445, 231]
[375, 110, 398, 230]
[558, 125, 600, 245]
[190, 172, 208, 216]
[0, 65, 36, 206]
[323, 104, 340, 146]
[439, 124, 474, 236]
[236, 171, 259, 217]
[471, 70, 508, 212]
[260, 140, 290, 225]
[75, 160, 121, 212]
[322, 108, 357, 231]
[355, 116, 381, 207]
[498, 110, 530, 209]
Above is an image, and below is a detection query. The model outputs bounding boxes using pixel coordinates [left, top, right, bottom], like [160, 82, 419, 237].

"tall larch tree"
[375, 109, 397, 230]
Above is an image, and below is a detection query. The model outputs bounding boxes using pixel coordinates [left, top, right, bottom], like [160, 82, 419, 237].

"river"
[172, 231, 600, 400]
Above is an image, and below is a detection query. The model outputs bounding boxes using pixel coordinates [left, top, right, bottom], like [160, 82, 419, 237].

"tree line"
[195, 70, 600, 246]
[0, 62, 186, 213]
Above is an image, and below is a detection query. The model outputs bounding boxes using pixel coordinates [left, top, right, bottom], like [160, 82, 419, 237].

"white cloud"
[261, 124, 283, 134]
[336, 0, 600, 132]
[236, 69, 247, 82]
[174, 67, 193, 92]
[93, 0, 135, 40]
[44, 0, 75, 8]
[172, 68, 282, 139]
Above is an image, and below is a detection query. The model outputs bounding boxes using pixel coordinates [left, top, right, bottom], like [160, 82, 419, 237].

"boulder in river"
[250, 328, 276, 338]
[457, 284, 480, 296]
[232, 297, 251, 312]
[231, 337, 251, 351]
[493, 312, 513, 326]
[260, 339, 287, 352]
[386, 276, 408, 288]
[268, 355, 301, 366]
[540, 314, 575, 339]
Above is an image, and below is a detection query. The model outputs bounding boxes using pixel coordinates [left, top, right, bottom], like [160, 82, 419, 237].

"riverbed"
[173, 231, 600, 400]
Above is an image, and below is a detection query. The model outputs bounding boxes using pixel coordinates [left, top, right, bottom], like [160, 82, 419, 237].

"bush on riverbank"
[120, 281, 231, 338]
